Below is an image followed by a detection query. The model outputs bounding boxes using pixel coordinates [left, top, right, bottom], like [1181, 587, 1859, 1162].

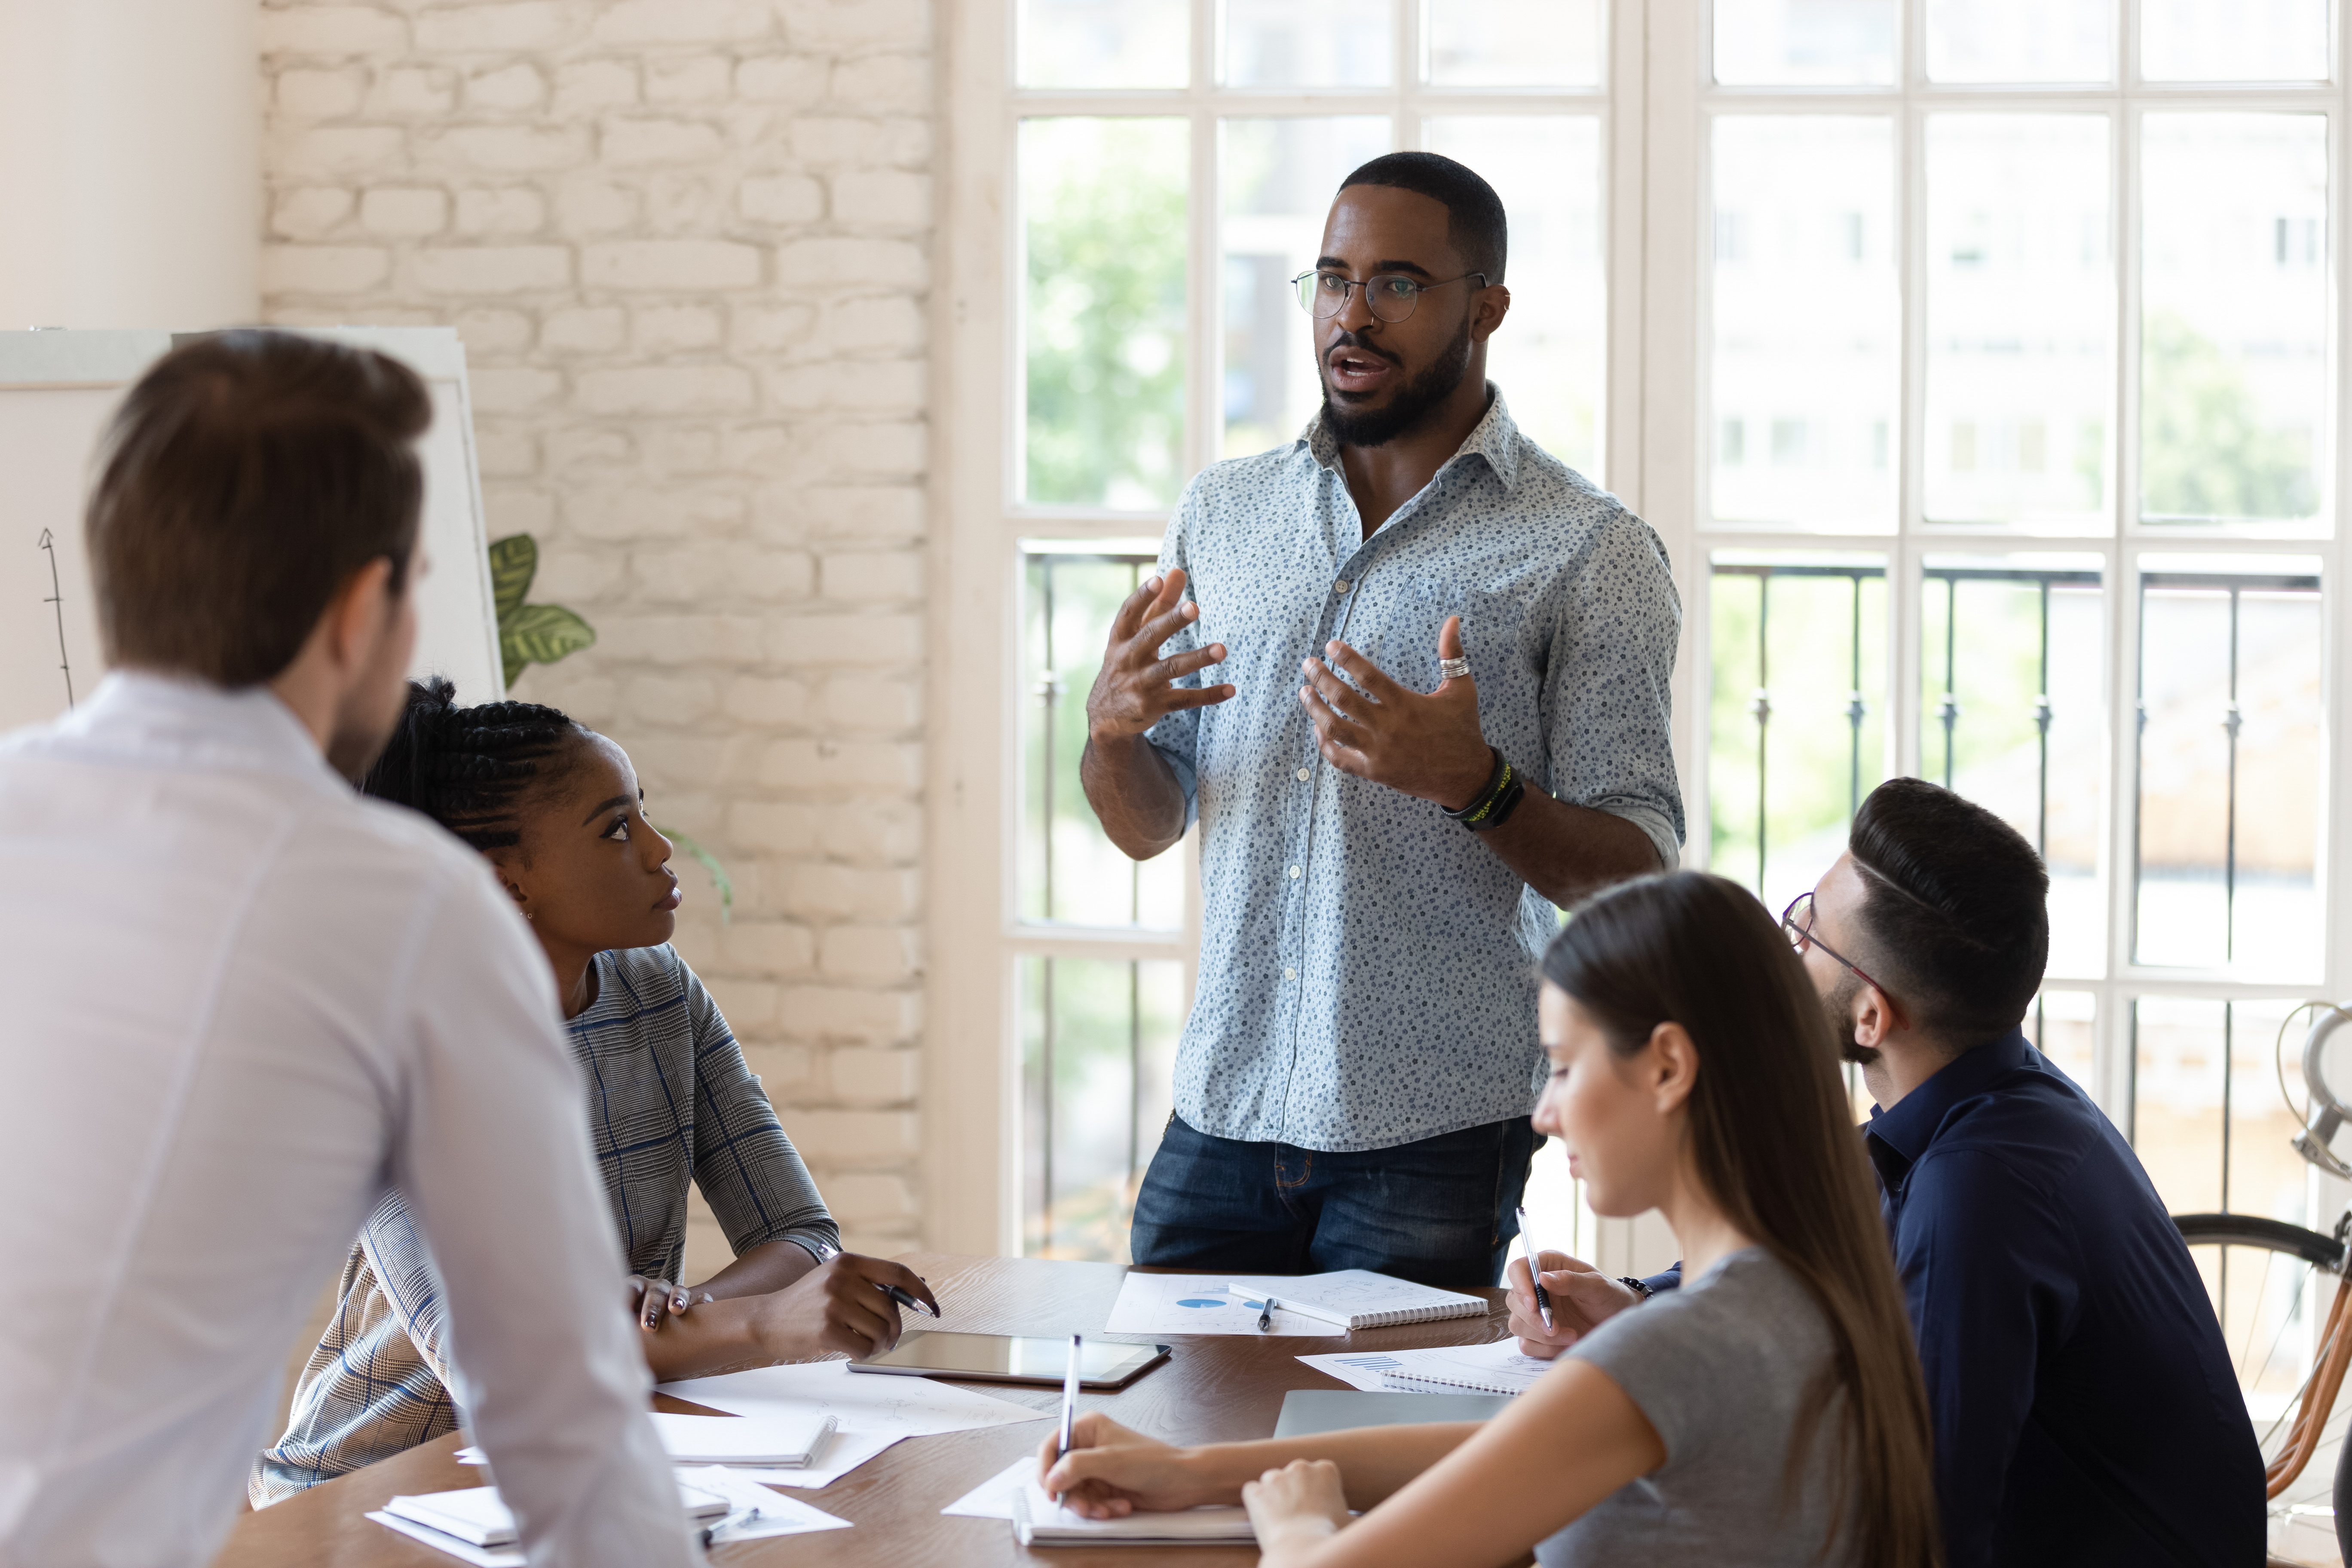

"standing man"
[1083, 153, 1683, 1287]
[0, 333, 695, 1568]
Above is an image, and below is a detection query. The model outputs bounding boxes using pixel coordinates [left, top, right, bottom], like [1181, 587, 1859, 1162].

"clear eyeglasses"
[1290, 269, 1488, 323]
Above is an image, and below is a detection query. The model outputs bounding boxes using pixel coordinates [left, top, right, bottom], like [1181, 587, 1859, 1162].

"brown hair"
[1542, 871, 1941, 1568]
[87, 330, 431, 686]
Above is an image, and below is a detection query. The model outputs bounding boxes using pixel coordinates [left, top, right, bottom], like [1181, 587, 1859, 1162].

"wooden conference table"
[214, 1252, 1513, 1568]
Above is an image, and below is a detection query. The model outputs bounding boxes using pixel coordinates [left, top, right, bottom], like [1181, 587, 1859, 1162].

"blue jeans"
[1128, 1114, 1542, 1289]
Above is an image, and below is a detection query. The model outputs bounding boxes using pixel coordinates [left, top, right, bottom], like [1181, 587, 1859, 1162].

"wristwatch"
[1617, 1276, 1655, 1302]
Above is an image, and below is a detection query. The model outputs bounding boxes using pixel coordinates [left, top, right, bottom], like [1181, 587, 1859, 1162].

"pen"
[1256, 1294, 1275, 1332]
[1516, 1205, 1553, 1333]
[699, 1502, 765, 1547]
[1054, 1332, 1082, 1503]
[812, 1239, 940, 1319]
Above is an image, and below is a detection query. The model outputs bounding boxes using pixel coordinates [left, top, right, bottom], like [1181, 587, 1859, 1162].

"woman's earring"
[524, 910, 535, 922]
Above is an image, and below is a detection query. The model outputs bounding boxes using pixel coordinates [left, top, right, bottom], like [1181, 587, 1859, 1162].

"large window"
[940, 9, 2352, 1403]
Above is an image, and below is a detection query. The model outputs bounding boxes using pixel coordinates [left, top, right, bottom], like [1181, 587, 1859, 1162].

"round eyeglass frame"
[1780, 890, 1894, 1002]
[1289, 269, 1488, 323]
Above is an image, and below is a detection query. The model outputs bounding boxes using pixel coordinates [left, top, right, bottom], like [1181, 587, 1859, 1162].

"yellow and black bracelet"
[1443, 746, 1527, 832]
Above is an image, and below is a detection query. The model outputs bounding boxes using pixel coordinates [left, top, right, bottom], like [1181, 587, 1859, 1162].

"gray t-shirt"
[1538, 1247, 1859, 1567]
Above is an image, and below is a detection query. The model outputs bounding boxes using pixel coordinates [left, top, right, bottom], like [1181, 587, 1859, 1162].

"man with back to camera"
[1083, 151, 1684, 1287]
[0, 333, 696, 1568]
[1502, 778, 2264, 1566]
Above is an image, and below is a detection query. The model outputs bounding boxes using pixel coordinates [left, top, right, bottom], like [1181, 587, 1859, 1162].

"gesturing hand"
[1299, 615, 1493, 808]
[1085, 568, 1235, 744]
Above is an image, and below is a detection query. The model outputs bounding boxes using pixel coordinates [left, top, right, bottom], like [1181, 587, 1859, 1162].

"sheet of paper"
[1296, 1338, 1552, 1395]
[653, 1360, 1047, 1488]
[367, 1511, 520, 1567]
[941, 1455, 1036, 1520]
[1101, 1273, 1350, 1337]
[675, 1467, 853, 1538]
[461, 1429, 905, 1492]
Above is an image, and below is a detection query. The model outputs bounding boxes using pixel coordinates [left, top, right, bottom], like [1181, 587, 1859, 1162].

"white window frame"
[929, 0, 2346, 1258]
[1662, 0, 2352, 1141]
[929, 0, 1654, 1256]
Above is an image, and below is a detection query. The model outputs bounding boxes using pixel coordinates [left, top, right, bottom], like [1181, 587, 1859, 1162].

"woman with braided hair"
[251, 678, 936, 1503]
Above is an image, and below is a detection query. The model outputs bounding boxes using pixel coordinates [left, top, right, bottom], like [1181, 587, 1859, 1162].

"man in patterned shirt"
[1082, 152, 1683, 1287]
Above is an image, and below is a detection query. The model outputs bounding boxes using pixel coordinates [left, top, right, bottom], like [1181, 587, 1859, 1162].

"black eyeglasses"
[1781, 891, 1894, 1002]
[1291, 269, 1488, 323]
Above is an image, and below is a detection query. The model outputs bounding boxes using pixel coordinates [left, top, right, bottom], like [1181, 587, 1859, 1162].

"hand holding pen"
[812, 1240, 941, 1320]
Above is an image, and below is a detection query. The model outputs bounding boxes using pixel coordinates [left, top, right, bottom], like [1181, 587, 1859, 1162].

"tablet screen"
[851, 1331, 1161, 1383]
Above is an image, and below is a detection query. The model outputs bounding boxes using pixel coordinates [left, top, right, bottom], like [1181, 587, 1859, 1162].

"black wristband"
[1443, 747, 1524, 832]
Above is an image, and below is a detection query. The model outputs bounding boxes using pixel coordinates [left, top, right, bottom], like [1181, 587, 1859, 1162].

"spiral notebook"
[1224, 1270, 1488, 1331]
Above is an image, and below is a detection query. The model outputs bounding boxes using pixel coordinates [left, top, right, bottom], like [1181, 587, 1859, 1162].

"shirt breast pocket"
[1354, 576, 1479, 695]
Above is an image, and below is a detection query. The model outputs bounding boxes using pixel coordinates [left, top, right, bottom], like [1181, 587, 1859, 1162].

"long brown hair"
[1542, 871, 1940, 1568]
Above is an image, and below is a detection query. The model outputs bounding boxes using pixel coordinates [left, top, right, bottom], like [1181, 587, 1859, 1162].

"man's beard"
[1318, 314, 1475, 448]
[1826, 973, 1881, 1069]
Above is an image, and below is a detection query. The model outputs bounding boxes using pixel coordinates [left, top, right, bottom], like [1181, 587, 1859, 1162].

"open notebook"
[1010, 1480, 1255, 1547]
[380, 1479, 727, 1549]
[1228, 1269, 1488, 1330]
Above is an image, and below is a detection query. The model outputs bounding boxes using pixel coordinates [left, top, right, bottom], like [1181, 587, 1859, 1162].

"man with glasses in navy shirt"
[1081, 152, 1684, 1287]
[1506, 778, 2263, 1567]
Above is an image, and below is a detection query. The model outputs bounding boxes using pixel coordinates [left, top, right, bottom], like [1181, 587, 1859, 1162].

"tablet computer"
[847, 1332, 1171, 1390]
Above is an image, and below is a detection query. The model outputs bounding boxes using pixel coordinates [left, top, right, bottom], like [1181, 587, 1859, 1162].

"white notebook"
[381, 1479, 727, 1549]
[1227, 1269, 1488, 1330]
[1368, 1339, 1554, 1396]
[1010, 1479, 1255, 1546]
[648, 1410, 837, 1466]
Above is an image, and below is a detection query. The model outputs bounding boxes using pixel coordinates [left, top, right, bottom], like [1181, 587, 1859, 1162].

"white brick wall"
[260, 0, 931, 1274]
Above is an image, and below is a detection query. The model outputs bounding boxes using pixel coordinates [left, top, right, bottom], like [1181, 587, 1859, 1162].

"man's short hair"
[1848, 777, 2050, 1049]
[1337, 151, 1508, 285]
[88, 330, 431, 688]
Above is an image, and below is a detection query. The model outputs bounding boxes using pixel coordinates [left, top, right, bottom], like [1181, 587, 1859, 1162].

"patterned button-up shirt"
[251, 943, 837, 1504]
[1145, 389, 1684, 1152]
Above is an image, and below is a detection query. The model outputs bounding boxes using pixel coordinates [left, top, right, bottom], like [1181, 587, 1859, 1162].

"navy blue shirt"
[1648, 1032, 2263, 1567]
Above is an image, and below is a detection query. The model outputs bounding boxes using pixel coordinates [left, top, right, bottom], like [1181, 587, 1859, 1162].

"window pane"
[1427, 0, 1604, 87]
[1711, 116, 1898, 531]
[1226, 0, 1394, 87]
[2140, 114, 2328, 527]
[1019, 0, 1189, 89]
[1919, 557, 2106, 977]
[1714, 0, 1896, 85]
[1708, 552, 1889, 914]
[2133, 561, 2323, 976]
[1221, 117, 1391, 461]
[1020, 547, 1188, 929]
[2142, 0, 2331, 81]
[1019, 956, 1184, 1260]
[1923, 115, 2112, 529]
[1925, 0, 2113, 82]
[1424, 117, 1606, 479]
[2024, 989, 2099, 1101]
[1022, 119, 1189, 509]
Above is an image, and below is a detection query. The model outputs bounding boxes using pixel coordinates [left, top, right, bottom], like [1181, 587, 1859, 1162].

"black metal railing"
[1022, 549, 1161, 1256]
[2129, 570, 2321, 969]
[1712, 562, 2095, 899]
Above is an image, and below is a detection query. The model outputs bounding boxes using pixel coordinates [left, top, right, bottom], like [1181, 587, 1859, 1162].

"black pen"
[1256, 1294, 1276, 1332]
[814, 1240, 939, 1318]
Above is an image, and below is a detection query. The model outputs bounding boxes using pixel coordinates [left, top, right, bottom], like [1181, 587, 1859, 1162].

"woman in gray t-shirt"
[1041, 872, 1940, 1568]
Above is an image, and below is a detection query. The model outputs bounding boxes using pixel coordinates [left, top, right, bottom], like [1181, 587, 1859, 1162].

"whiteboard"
[0, 326, 503, 737]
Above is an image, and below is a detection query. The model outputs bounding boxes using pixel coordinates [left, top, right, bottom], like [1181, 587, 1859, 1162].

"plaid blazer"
[251, 944, 836, 1504]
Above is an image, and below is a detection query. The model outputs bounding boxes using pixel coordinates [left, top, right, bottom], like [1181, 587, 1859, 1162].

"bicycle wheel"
[2174, 1212, 2350, 1564]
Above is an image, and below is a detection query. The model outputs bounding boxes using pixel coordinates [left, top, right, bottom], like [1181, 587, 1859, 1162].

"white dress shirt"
[0, 674, 694, 1568]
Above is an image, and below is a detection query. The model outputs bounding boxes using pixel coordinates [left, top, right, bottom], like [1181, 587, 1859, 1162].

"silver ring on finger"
[1439, 656, 1472, 680]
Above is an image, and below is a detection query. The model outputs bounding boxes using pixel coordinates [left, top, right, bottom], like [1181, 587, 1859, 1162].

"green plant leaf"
[487, 533, 538, 619]
[500, 602, 596, 680]
[655, 825, 734, 925]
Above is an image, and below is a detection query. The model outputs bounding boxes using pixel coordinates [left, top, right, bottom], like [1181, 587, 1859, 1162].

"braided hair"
[362, 677, 586, 852]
